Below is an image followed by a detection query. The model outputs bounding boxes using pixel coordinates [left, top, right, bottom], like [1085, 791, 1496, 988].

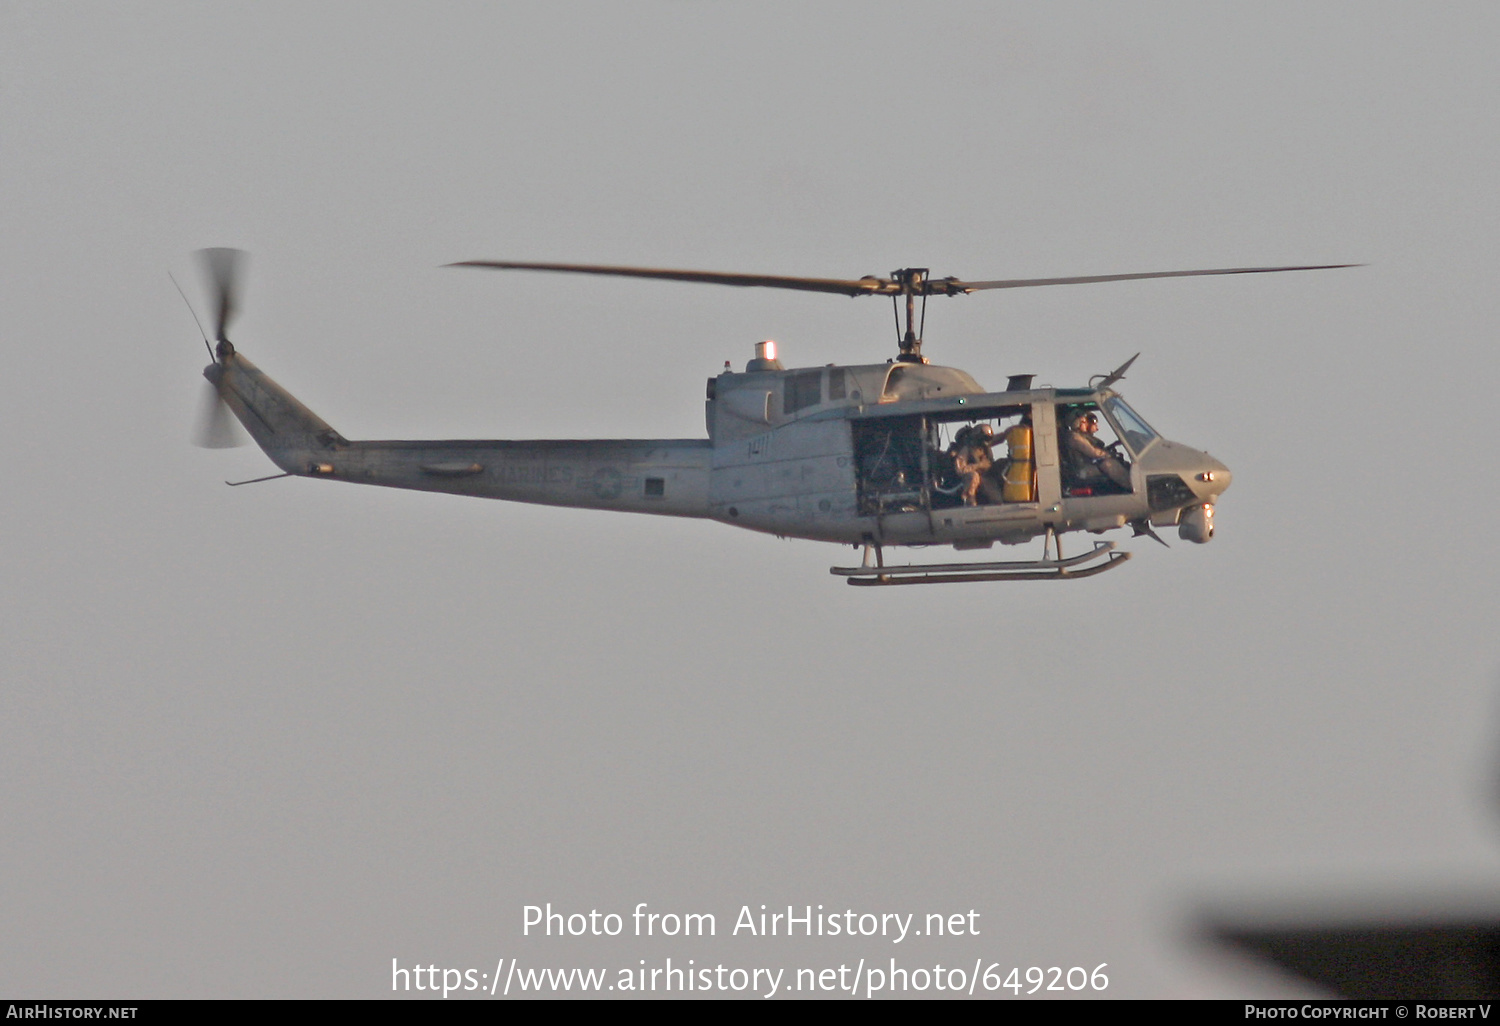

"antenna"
[170, 271, 215, 362]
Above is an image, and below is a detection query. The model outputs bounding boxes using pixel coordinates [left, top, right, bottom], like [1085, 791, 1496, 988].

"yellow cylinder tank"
[1001, 423, 1036, 502]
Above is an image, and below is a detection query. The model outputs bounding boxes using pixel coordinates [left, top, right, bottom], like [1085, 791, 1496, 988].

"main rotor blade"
[447, 260, 891, 297]
[197, 247, 247, 342]
[942, 264, 1361, 293]
[448, 259, 1361, 300]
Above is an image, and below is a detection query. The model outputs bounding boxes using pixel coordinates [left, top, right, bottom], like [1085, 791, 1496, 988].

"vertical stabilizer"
[205, 349, 345, 474]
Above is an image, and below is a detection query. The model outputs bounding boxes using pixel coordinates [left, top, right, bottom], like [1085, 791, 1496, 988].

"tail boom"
[207, 352, 712, 516]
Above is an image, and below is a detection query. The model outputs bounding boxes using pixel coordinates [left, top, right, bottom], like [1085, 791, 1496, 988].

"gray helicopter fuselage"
[703, 358, 1229, 547]
[208, 349, 1229, 551]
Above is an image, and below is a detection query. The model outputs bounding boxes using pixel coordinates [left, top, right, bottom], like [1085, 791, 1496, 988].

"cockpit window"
[1103, 397, 1158, 455]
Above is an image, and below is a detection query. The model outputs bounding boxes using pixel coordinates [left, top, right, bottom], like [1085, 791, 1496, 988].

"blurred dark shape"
[1200, 681, 1500, 998]
[1212, 921, 1500, 998]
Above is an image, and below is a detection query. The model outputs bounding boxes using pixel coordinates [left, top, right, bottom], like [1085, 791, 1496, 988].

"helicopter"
[189, 251, 1352, 585]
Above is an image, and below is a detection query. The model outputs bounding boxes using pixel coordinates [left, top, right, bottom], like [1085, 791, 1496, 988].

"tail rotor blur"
[198, 247, 246, 351]
[194, 381, 245, 448]
[188, 248, 250, 448]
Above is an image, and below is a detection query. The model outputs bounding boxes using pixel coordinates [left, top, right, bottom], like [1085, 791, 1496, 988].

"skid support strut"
[858, 538, 889, 584]
[831, 541, 1129, 586]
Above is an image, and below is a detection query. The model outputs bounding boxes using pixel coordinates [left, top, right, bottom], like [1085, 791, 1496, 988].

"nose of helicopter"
[1194, 455, 1231, 501]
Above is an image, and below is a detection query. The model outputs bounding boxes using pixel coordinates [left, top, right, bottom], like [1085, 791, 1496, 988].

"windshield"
[1102, 397, 1159, 455]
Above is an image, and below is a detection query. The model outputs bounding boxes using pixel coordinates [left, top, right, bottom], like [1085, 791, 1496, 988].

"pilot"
[951, 423, 996, 506]
[1062, 409, 1131, 491]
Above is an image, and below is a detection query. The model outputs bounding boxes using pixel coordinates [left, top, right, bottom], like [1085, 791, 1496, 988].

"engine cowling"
[1179, 503, 1215, 544]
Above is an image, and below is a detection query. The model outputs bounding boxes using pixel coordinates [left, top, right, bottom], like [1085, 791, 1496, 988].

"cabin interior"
[852, 402, 1136, 517]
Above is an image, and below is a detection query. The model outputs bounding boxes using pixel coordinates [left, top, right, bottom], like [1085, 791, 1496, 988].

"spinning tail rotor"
[186, 247, 250, 448]
[199, 247, 245, 354]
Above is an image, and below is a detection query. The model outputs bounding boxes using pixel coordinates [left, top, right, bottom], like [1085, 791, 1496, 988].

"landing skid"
[831, 540, 1129, 586]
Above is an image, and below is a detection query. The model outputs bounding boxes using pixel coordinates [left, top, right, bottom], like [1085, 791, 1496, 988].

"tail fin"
[205, 347, 345, 473]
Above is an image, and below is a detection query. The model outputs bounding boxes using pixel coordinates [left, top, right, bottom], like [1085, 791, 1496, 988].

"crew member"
[1062, 409, 1131, 491]
[951, 424, 995, 506]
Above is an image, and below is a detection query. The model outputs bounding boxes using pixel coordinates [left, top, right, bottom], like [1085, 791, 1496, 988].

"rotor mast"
[893, 268, 929, 363]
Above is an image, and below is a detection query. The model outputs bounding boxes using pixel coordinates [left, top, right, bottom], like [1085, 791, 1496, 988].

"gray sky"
[3, 1, 1498, 998]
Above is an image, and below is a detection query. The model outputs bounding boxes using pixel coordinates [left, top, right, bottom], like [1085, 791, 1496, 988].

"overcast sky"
[3, 1, 1499, 998]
